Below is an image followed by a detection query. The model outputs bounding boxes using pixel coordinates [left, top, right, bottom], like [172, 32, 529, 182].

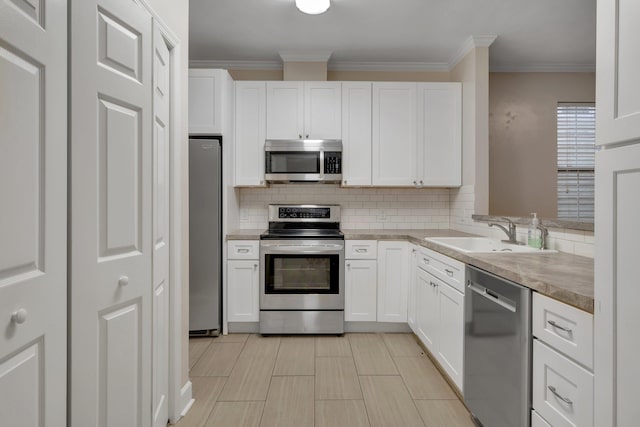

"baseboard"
[228, 322, 260, 333]
[345, 322, 412, 333]
[179, 381, 194, 418]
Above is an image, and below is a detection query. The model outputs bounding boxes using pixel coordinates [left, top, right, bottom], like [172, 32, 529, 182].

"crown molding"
[328, 61, 450, 72]
[448, 35, 497, 69]
[490, 62, 596, 72]
[189, 60, 283, 70]
[279, 51, 333, 62]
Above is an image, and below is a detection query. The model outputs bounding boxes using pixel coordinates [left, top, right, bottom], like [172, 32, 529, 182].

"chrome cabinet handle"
[547, 320, 573, 333]
[305, 134, 309, 139]
[11, 309, 28, 325]
[253, 264, 258, 270]
[355, 248, 367, 253]
[430, 281, 438, 288]
[445, 269, 454, 277]
[238, 248, 250, 253]
[423, 258, 430, 264]
[548, 386, 573, 405]
[419, 180, 423, 185]
[343, 180, 347, 185]
[347, 263, 351, 268]
[413, 180, 417, 185]
[299, 134, 302, 139]
[118, 276, 129, 287]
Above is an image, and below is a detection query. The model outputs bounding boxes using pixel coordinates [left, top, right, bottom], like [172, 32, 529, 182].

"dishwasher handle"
[468, 280, 517, 313]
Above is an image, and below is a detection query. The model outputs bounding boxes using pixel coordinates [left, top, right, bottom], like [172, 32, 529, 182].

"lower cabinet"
[344, 259, 377, 321]
[377, 241, 409, 323]
[414, 248, 465, 392]
[227, 260, 260, 322]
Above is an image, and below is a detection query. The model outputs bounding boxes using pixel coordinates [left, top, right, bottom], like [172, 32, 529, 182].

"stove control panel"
[268, 204, 341, 223]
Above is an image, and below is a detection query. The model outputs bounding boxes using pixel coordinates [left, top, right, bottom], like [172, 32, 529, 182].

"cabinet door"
[345, 260, 377, 321]
[595, 143, 640, 426]
[342, 82, 372, 186]
[416, 268, 439, 353]
[235, 81, 266, 186]
[596, 0, 640, 146]
[372, 83, 417, 186]
[377, 241, 409, 322]
[227, 260, 260, 322]
[437, 281, 464, 391]
[189, 69, 223, 134]
[266, 81, 304, 139]
[417, 83, 462, 187]
[407, 246, 418, 332]
[305, 82, 341, 139]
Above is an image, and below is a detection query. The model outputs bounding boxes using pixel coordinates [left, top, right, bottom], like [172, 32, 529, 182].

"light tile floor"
[176, 333, 474, 427]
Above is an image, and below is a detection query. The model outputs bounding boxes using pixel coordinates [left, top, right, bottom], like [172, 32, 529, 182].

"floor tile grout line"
[347, 333, 373, 427]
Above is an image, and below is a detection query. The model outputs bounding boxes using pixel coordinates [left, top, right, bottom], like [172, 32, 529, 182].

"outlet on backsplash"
[378, 209, 388, 222]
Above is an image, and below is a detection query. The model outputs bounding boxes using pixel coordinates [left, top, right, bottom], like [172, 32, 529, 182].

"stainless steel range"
[259, 204, 344, 334]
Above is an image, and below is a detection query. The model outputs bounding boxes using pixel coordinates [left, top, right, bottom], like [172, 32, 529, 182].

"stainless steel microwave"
[264, 139, 342, 183]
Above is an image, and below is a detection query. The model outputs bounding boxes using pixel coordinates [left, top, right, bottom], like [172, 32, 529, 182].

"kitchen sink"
[424, 237, 557, 254]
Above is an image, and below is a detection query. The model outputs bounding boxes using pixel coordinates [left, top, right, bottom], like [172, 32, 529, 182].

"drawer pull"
[548, 386, 573, 405]
[445, 268, 454, 277]
[547, 320, 572, 333]
[430, 281, 438, 288]
[253, 264, 258, 270]
[423, 258, 429, 264]
[238, 248, 250, 253]
[355, 248, 367, 253]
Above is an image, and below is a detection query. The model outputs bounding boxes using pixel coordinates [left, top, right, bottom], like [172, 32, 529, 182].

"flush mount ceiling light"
[295, 0, 330, 15]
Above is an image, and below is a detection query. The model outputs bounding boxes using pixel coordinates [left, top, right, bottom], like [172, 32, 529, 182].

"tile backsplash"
[239, 184, 451, 230]
[238, 183, 594, 258]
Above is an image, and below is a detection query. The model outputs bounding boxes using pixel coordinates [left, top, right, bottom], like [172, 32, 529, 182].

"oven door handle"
[261, 244, 344, 254]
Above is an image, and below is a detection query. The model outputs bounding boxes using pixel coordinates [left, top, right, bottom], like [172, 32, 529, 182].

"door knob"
[118, 276, 129, 286]
[11, 308, 28, 325]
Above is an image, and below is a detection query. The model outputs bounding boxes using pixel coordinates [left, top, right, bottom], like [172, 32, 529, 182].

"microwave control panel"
[324, 152, 342, 174]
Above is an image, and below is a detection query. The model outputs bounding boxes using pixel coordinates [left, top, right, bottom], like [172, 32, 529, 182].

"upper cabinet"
[189, 69, 233, 134]
[596, 0, 640, 146]
[342, 82, 372, 186]
[372, 83, 418, 186]
[235, 81, 267, 186]
[417, 83, 462, 187]
[372, 82, 461, 187]
[266, 81, 341, 140]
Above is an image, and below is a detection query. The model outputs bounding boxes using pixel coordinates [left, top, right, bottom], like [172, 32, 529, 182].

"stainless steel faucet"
[536, 224, 549, 250]
[489, 217, 522, 245]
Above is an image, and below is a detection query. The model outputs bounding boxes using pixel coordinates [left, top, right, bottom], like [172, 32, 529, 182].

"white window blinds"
[557, 103, 596, 220]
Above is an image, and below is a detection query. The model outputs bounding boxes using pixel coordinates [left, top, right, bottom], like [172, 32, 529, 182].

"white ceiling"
[189, 0, 596, 72]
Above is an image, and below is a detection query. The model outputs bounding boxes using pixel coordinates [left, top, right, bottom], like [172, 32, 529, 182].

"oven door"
[260, 240, 344, 310]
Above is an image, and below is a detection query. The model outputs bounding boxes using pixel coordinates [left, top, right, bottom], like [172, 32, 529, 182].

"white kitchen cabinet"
[234, 81, 267, 186]
[595, 0, 640, 146]
[377, 241, 409, 322]
[416, 268, 439, 352]
[436, 276, 464, 389]
[226, 260, 260, 322]
[372, 82, 461, 187]
[533, 340, 594, 427]
[345, 259, 377, 322]
[188, 69, 233, 134]
[372, 83, 417, 186]
[266, 81, 341, 140]
[414, 246, 465, 391]
[595, 143, 640, 426]
[342, 82, 372, 186]
[227, 240, 260, 322]
[417, 83, 462, 186]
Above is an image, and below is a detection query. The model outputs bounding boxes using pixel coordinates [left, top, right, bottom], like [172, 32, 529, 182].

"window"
[557, 103, 596, 220]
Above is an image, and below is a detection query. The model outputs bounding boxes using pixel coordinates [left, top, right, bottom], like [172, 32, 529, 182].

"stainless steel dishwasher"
[464, 265, 531, 427]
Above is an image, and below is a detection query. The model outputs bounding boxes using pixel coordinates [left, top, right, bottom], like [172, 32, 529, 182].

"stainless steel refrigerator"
[189, 136, 222, 335]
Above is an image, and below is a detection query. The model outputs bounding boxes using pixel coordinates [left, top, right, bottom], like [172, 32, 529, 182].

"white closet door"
[0, 1, 67, 425]
[70, 0, 153, 425]
[152, 24, 171, 427]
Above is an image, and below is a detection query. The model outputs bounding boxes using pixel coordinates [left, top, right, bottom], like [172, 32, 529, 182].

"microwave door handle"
[319, 150, 325, 180]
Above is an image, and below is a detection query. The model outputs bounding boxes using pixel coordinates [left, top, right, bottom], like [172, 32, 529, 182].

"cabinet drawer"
[533, 292, 593, 370]
[346, 240, 377, 259]
[417, 246, 465, 293]
[532, 410, 552, 427]
[227, 241, 259, 259]
[533, 340, 594, 427]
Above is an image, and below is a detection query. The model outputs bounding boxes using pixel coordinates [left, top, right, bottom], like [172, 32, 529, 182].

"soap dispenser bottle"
[528, 213, 542, 248]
